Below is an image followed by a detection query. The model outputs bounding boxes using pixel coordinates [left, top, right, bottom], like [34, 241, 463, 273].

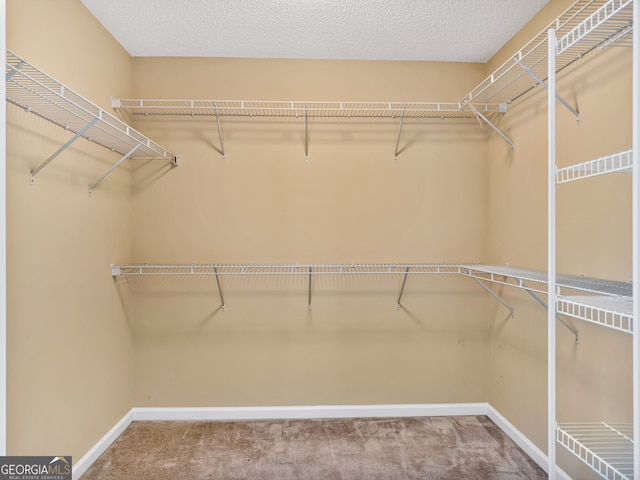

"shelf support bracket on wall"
[213, 266, 225, 312]
[214, 102, 226, 160]
[516, 61, 580, 124]
[468, 104, 514, 151]
[468, 275, 515, 317]
[308, 267, 312, 311]
[396, 266, 410, 309]
[304, 104, 310, 161]
[518, 279, 580, 343]
[394, 105, 406, 162]
[88, 143, 141, 195]
[30, 117, 99, 185]
[5, 60, 24, 81]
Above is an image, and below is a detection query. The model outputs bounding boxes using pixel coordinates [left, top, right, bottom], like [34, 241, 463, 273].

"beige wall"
[125, 57, 493, 407]
[485, 2, 634, 478]
[6, 0, 134, 461]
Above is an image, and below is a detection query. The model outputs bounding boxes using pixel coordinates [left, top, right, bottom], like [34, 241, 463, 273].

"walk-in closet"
[3, 0, 639, 478]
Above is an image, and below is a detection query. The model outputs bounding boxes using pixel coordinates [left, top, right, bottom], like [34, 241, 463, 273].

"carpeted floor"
[80, 415, 547, 479]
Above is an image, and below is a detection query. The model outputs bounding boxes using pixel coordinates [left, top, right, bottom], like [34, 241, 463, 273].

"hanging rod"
[5, 50, 179, 189]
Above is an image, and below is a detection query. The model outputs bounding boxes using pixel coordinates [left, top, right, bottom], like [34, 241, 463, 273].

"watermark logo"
[0, 456, 72, 480]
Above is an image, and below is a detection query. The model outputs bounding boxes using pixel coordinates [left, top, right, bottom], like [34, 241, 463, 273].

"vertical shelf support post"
[516, 61, 580, 124]
[396, 266, 410, 309]
[548, 27, 558, 480]
[213, 266, 225, 312]
[88, 143, 141, 195]
[632, 0, 640, 477]
[394, 105, 406, 162]
[214, 102, 225, 160]
[30, 117, 99, 184]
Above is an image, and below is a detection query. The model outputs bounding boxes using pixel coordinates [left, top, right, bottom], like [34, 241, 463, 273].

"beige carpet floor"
[80, 415, 547, 479]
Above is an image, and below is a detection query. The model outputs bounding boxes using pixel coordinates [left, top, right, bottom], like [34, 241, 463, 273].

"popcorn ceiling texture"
[80, 0, 550, 62]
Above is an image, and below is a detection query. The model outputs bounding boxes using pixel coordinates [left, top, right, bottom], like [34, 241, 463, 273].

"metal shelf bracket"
[213, 266, 225, 312]
[88, 143, 141, 195]
[516, 61, 580, 124]
[5, 60, 23, 81]
[518, 279, 580, 343]
[308, 266, 312, 310]
[214, 102, 226, 160]
[30, 117, 99, 185]
[304, 104, 309, 161]
[396, 266, 410, 310]
[394, 105, 406, 162]
[468, 275, 515, 317]
[468, 104, 514, 151]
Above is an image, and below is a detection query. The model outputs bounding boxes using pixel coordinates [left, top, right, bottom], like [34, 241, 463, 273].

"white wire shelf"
[461, 0, 633, 108]
[557, 295, 633, 333]
[557, 422, 634, 480]
[112, 263, 631, 337]
[112, 99, 506, 120]
[111, 263, 468, 276]
[465, 264, 632, 297]
[557, 150, 633, 184]
[6, 50, 178, 189]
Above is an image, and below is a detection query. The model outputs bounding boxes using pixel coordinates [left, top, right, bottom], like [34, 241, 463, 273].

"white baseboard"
[74, 403, 572, 480]
[72, 409, 134, 480]
[486, 405, 572, 480]
[133, 403, 488, 422]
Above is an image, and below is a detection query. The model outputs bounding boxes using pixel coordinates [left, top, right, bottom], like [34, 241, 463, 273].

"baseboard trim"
[486, 405, 571, 480]
[133, 403, 488, 421]
[72, 409, 134, 480]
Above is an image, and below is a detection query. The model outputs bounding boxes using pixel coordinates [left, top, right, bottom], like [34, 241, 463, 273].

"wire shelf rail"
[6, 50, 178, 190]
[557, 423, 634, 480]
[557, 150, 633, 183]
[557, 295, 633, 333]
[112, 99, 506, 120]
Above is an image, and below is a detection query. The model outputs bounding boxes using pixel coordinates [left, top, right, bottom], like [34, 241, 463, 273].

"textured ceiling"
[81, 0, 550, 62]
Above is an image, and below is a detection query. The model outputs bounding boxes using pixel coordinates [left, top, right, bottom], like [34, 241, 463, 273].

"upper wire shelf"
[557, 150, 633, 183]
[461, 0, 633, 108]
[557, 422, 634, 480]
[112, 263, 468, 276]
[112, 99, 506, 120]
[6, 50, 178, 189]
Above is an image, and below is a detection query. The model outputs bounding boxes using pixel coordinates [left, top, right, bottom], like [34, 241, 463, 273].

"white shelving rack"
[5, 50, 179, 194]
[111, 263, 629, 337]
[548, 0, 638, 478]
[111, 1, 634, 161]
[112, 99, 508, 161]
[462, 0, 633, 121]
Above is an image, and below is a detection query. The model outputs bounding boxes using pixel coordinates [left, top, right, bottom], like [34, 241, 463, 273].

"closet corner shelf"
[557, 422, 634, 480]
[556, 150, 633, 184]
[5, 50, 179, 190]
[461, 0, 632, 109]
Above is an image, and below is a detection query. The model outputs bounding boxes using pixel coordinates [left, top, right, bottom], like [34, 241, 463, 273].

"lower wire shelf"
[557, 422, 634, 480]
